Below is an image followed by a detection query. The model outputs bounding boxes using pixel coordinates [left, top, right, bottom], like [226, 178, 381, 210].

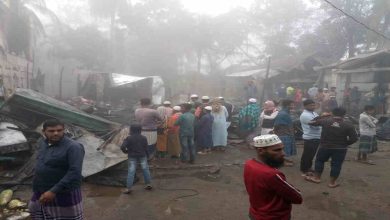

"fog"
[0, 0, 389, 110]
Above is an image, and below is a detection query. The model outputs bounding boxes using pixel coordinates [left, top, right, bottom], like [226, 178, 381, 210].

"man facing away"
[29, 119, 85, 220]
[121, 124, 153, 194]
[218, 96, 234, 126]
[175, 103, 196, 163]
[244, 134, 302, 220]
[307, 84, 318, 99]
[305, 107, 358, 188]
[196, 105, 214, 155]
[273, 99, 296, 166]
[358, 105, 378, 165]
[299, 99, 321, 176]
[135, 98, 163, 159]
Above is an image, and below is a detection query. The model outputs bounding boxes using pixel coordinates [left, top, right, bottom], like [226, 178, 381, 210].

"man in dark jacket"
[121, 124, 152, 194]
[196, 106, 214, 154]
[29, 119, 85, 220]
[305, 107, 358, 188]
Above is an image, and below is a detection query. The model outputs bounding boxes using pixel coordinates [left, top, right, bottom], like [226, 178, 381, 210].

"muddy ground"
[14, 140, 390, 220]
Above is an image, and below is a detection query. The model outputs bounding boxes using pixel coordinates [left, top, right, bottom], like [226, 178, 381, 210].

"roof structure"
[315, 50, 390, 72]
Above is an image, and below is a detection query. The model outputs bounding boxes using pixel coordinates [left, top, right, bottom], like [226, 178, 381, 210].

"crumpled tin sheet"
[0, 122, 27, 147]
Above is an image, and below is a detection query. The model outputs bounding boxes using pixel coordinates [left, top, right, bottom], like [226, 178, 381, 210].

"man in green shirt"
[175, 103, 196, 163]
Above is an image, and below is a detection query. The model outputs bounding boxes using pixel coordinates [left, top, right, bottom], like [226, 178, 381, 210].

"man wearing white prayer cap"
[244, 134, 302, 220]
[156, 100, 173, 158]
[196, 105, 214, 155]
[172, 106, 181, 111]
[195, 96, 210, 118]
[249, 98, 257, 103]
[190, 94, 199, 102]
[201, 96, 210, 101]
[189, 94, 201, 112]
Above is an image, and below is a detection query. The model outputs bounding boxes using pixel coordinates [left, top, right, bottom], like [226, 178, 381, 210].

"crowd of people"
[133, 95, 234, 161]
[276, 84, 339, 114]
[27, 88, 381, 219]
[243, 96, 380, 220]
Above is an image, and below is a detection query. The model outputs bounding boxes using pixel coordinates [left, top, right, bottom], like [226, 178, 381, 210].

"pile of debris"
[0, 89, 130, 187]
[0, 189, 29, 220]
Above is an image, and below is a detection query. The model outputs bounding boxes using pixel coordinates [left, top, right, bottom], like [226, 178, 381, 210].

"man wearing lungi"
[29, 119, 85, 220]
[135, 98, 163, 159]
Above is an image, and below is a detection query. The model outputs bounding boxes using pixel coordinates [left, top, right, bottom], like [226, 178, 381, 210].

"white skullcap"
[202, 96, 210, 100]
[218, 96, 224, 100]
[173, 106, 181, 111]
[249, 98, 257, 103]
[190, 94, 198, 98]
[253, 135, 282, 148]
[323, 88, 329, 91]
[163, 101, 171, 105]
[205, 106, 212, 111]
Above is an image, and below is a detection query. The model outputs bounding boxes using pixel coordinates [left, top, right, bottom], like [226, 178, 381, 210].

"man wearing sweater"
[306, 107, 358, 188]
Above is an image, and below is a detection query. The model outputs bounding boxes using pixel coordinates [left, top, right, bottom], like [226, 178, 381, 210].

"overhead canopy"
[110, 73, 150, 88]
[80, 73, 164, 105]
[315, 50, 390, 71]
[226, 68, 280, 79]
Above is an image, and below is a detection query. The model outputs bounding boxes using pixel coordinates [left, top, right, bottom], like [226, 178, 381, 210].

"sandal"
[305, 176, 321, 184]
[361, 160, 376, 165]
[122, 189, 132, 194]
[328, 183, 340, 188]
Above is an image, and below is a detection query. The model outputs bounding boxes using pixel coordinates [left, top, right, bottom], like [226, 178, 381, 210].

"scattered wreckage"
[0, 89, 130, 189]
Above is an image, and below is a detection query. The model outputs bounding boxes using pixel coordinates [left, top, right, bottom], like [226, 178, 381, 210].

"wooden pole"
[260, 56, 271, 105]
[59, 66, 64, 99]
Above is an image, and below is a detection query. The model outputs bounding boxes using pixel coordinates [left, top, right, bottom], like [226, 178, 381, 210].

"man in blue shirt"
[299, 99, 321, 176]
[29, 119, 85, 220]
[274, 99, 296, 166]
[175, 103, 196, 163]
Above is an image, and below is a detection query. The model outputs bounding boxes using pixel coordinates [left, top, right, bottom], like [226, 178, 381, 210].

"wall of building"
[0, 53, 32, 98]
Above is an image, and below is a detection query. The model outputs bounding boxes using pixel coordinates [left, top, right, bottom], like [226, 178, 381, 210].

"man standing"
[189, 94, 201, 111]
[350, 86, 361, 116]
[259, 100, 278, 135]
[29, 119, 85, 220]
[299, 99, 321, 176]
[196, 106, 214, 155]
[308, 84, 318, 99]
[156, 101, 173, 158]
[175, 103, 196, 163]
[194, 96, 210, 118]
[358, 105, 378, 165]
[218, 97, 234, 126]
[244, 135, 302, 220]
[277, 84, 287, 99]
[135, 98, 163, 159]
[245, 80, 258, 101]
[274, 99, 296, 166]
[306, 107, 358, 188]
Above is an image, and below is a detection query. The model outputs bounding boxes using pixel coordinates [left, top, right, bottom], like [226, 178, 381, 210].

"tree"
[58, 26, 110, 70]
[250, 0, 309, 58]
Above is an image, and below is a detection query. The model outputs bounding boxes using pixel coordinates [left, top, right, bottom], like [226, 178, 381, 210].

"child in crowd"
[121, 124, 153, 194]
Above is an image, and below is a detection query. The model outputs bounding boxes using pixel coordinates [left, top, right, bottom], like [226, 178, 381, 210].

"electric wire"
[320, 0, 390, 41]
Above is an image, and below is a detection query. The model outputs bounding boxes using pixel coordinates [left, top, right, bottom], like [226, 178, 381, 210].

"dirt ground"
[14, 140, 390, 220]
